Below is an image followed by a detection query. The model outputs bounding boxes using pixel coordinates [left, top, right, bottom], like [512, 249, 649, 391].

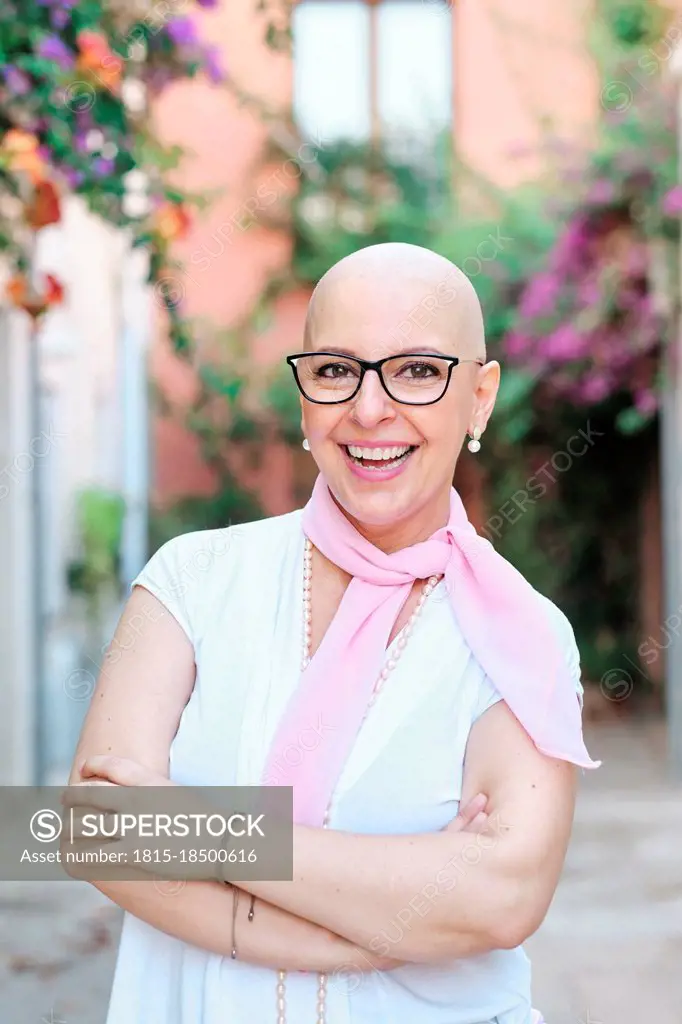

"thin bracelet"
[247, 894, 256, 921]
[230, 887, 240, 959]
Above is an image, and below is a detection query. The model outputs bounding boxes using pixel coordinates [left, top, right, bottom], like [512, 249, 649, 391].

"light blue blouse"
[105, 509, 580, 1024]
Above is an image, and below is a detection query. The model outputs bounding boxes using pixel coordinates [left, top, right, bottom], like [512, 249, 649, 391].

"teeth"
[347, 445, 411, 460]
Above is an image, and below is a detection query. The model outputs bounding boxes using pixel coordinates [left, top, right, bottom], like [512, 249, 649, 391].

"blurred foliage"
[66, 487, 126, 608]
[150, 481, 263, 550]
[293, 137, 451, 283]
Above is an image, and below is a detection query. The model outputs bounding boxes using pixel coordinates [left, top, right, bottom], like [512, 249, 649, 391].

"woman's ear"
[475, 360, 501, 430]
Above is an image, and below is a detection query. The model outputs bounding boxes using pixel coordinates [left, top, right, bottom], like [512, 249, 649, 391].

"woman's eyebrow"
[309, 345, 450, 357]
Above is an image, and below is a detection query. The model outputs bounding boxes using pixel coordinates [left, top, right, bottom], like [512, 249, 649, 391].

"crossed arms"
[66, 586, 577, 972]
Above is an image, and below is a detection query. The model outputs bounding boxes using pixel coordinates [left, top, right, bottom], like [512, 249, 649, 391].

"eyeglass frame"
[286, 351, 486, 407]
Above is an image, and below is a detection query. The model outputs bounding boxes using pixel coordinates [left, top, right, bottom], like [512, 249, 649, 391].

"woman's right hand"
[445, 792, 490, 834]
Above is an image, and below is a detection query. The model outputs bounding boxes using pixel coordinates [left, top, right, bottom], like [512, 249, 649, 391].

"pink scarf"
[262, 474, 600, 826]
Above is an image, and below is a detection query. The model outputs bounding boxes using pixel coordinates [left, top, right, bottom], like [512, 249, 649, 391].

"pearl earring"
[467, 426, 482, 453]
[302, 438, 310, 451]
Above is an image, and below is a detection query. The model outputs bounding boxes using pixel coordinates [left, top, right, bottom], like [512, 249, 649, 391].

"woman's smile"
[338, 440, 419, 480]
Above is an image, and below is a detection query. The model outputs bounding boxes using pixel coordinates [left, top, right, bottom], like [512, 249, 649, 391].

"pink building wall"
[151, 0, 600, 512]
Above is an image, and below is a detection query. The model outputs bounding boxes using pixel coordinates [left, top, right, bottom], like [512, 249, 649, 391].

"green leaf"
[494, 369, 537, 414]
[615, 405, 655, 433]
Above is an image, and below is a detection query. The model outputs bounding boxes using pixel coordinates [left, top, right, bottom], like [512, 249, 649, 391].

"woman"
[65, 242, 599, 1024]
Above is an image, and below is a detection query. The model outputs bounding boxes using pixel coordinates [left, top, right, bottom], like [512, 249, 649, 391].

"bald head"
[303, 242, 486, 361]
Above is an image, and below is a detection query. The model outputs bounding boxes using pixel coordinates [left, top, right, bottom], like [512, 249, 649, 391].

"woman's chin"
[334, 480, 418, 529]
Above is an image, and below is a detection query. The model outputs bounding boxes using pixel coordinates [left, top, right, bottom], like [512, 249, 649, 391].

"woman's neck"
[338, 491, 452, 554]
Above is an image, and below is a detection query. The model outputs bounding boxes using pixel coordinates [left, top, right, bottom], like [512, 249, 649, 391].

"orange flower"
[5, 272, 65, 319]
[5, 274, 28, 308]
[76, 30, 122, 90]
[3, 129, 38, 155]
[152, 202, 191, 241]
[1, 129, 47, 183]
[26, 180, 62, 230]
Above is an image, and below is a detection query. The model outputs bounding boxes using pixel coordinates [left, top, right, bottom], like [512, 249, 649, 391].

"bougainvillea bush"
[502, 76, 679, 433]
[0, 0, 223, 325]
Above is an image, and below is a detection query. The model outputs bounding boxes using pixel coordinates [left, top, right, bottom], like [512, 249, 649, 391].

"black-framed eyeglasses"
[286, 351, 485, 406]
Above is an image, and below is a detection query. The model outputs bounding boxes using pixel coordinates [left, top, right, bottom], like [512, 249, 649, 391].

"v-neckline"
[298, 528, 446, 663]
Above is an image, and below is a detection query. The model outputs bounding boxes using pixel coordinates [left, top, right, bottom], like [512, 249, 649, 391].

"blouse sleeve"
[545, 597, 585, 710]
[131, 535, 195, 643]
[130, 528, 233, 646]
[472, 673, 504, 722]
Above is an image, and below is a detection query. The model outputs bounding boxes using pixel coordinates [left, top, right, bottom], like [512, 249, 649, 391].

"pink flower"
[634, 389, 658, 415]
[519, 272, 560, 319]
[550, 217, 592, 276]
[539, 324, 587, 361]
[662, 185, 682, 217]
[503, 332, 532, 357]
[578, 374, 612, 403]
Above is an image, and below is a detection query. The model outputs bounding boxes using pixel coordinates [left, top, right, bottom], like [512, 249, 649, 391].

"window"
[293, 0, 452, 157]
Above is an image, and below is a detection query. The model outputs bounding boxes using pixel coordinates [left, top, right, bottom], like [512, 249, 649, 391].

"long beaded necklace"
[274, 537, 441, 1023]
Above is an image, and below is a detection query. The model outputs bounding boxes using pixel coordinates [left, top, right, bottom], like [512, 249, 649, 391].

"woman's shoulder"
[149, 508, 303, 568]
[130, 508, 303, 643]
[535, 593, 580, 661]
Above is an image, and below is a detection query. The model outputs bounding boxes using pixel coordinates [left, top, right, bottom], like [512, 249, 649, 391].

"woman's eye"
[402, 361, 438, 378]
[318, 362, 355, 378]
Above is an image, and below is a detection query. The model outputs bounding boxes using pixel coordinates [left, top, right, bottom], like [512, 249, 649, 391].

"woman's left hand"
[60, 756, 226, 882]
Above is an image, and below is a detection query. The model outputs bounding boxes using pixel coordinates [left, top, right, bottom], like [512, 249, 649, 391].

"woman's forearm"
[232, 822, 517, 963]
[90, 873, 403, 974]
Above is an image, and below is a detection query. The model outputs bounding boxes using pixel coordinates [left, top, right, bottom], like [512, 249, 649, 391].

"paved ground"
[0, 718, 680, 1024]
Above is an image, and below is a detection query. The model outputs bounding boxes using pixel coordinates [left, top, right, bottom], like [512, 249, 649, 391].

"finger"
[60, 782, 122, 813]
[457, 793, 488, 826]
[464, 811, 489, 834]
[443, 793, 487, 833]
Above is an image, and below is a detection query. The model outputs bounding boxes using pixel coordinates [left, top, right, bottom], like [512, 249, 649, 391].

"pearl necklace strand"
[274, 537, 441, 1024]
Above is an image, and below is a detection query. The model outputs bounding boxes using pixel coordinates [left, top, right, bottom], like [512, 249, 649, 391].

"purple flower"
[662, 185, 682, 217]
[2, 66, 31, 95]
[92, 156, 115, 177]
[519, 272, 560, 319]
[50, 8, 70, 29]
[63, 166, 85, 188]
[37, 36, 74, 70]
[74, 131, 90, 154]
[196, 0, 219, 6]
[202, 43, 225, 83]
[166, 16, 199, 46]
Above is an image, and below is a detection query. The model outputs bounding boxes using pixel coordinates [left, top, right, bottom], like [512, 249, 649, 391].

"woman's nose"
[349, 370, 396, 425]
